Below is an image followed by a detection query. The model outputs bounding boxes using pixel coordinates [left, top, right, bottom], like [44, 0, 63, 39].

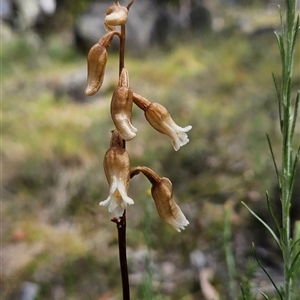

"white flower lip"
[170, 124, 192, 151]
[100, 176, 134, 217]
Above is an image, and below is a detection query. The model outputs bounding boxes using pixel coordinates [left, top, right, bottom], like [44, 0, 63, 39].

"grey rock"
[0, 20, 16, 42]
[190, 2, 212, 34]
[190, 249, 207, 270]
[19, 282, 40, 300]
[0, 0, 12, 21]
[55, 69, 99, 102]
[54, 67, 117, 103]
[39, 0, 56, 15]
[13, 0, 41, 29]
[74, 1, 176, 56]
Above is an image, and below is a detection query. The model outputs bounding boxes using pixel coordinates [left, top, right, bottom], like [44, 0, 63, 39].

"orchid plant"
[85, 1, 191, 299]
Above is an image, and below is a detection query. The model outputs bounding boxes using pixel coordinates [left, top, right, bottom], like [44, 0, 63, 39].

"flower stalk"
[85, 1, 191, 298]
[112, 19, 130, 300]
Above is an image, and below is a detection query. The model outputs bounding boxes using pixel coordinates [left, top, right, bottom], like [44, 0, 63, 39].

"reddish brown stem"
[119, 24, 125, 75]
[114, 22, 130, 300]
[111, 210, 130, 300]
[113, 2, 136, 297]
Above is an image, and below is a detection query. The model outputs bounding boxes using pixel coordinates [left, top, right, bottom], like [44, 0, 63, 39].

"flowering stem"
[111, 212, 130, 300]
[119, 24, 126, 75]
[114, 21, 130, 300]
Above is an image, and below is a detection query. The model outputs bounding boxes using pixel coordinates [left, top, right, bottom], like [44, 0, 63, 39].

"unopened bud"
[105, 2, 128, 31]
[85, 31, 116, 96]
[111, 68, 137, 141]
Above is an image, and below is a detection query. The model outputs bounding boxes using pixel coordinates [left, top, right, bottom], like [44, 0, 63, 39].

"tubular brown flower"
[151, 176, 189, 232]
[111, 68, 137, 141]
[144, 102, 192, 151]
[100, 131, 134, 217]
[130, 166, 189, 232]
[85, 31, 118, 96]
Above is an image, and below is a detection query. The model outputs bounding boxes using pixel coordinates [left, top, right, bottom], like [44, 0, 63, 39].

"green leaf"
[291, 236, 300, 254]
[260, 292, 269, 300]
[286, 77, 292, 107]
[278, 5, 284, 35]
[274, 31, 286, 69]
[266, 191, 281, 238]
[240, 284, 248, 300]
[272, 72, 283, 131]
[289, 145, 300, 196]
[242, 202, 282, 251]
[266, 134, 281, 187]
[288, 249, 300, 279]
[252, 243, 283, 300]
[291, 90, 299, 139]
[292, 15, 300, 51]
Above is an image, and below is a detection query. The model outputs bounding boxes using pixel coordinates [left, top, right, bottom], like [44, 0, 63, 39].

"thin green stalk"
[244, 1, 299, 298]
[143, 197, 154, 300]
[223, 206, 238, 299]
[279, 1, 298, 299]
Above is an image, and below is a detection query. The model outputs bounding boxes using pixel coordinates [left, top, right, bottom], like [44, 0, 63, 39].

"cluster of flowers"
[85, 1, 191, 232]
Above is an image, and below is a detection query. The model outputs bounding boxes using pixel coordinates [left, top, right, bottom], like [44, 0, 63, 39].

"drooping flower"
[111, 68, 137, 141]
[85, 31, 117, 96]
[144, 102, 192, 151]
[130, 166, 189, 232]
[151, 177, 189, 232]
[100, 131, 134, 217]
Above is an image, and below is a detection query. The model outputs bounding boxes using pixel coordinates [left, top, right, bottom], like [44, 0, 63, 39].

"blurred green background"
[2, 0, 300, 299]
